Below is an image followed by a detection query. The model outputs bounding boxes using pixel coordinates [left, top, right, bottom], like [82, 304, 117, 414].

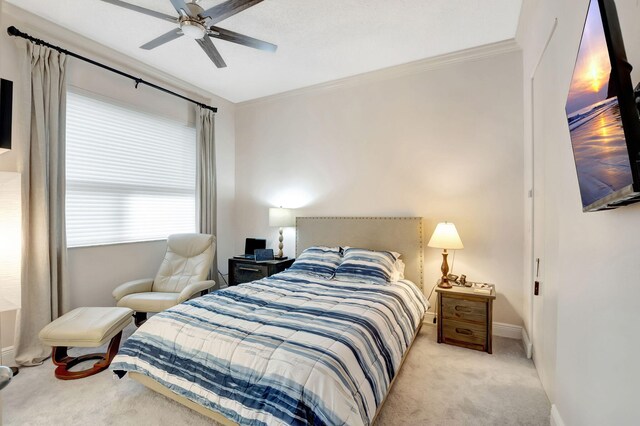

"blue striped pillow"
[334, 248, 400, 285]
[288, 246, 342, 278]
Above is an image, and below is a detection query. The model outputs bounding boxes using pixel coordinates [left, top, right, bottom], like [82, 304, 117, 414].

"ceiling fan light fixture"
[180, 20, 206, 40]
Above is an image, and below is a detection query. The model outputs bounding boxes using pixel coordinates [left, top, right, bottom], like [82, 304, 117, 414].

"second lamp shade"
[269, 208, 295, 227]
[428, 222, 464, 250]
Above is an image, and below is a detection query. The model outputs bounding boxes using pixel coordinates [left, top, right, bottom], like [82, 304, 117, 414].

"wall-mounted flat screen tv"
[565, 0, 640, 212]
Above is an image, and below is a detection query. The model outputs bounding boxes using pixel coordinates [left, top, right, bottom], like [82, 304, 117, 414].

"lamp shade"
[269, 208, 295, 227]
[428, 222, 464, 250]
[0, 172, 21, 313]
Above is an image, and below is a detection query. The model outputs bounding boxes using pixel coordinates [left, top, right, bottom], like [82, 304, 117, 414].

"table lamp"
[269, 207, 295, 259]
[428, 222, 464, 288]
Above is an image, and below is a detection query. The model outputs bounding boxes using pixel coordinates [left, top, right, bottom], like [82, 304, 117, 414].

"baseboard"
[1, 346, 15, 367]
[522, 328, 533, 359]
[423, 311, 436, 325]
[493, 322, 522, 339]
[422, 315, 523, 340]
[550, 405, 565, 426]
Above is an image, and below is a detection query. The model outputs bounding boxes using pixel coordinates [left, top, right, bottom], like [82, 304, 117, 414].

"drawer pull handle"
[455, 328, 473, 336]
[455, 306, 472, 313]
[239, 267, 261, 273]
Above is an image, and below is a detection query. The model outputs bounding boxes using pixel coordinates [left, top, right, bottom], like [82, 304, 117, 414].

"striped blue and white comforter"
[111, 271, 428, 426]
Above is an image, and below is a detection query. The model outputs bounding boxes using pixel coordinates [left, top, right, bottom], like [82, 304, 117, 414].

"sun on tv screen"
[565, 0, 640, 212]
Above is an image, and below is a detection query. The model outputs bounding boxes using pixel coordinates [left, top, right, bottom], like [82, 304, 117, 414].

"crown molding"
[1, 3, 232, 107]
[238, 39, 520, 109]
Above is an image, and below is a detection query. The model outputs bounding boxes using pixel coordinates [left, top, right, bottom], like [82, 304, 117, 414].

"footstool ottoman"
[39, 307, 133, 380]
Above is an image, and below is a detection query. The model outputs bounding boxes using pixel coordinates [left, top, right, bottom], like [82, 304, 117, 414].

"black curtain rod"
[6, 26, 217, 113]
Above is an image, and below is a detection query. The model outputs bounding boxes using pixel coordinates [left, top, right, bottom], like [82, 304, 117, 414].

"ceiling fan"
[100, 0, 277, 68]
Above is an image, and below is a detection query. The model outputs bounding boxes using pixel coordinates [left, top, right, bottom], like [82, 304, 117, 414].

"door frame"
[525, 17, 558, 360]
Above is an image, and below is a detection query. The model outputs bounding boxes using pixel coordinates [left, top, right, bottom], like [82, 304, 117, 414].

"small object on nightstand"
[254, 248, 274, 262]
[472, 282, 492, 294]
[234, 238, 267, 260]
[228, 257, 295, 286]
[436, 284, 496, 353]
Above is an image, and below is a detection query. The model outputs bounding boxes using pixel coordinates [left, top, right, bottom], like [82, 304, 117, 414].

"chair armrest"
[177, 280, 217, 304]
[112, 278, 154, 301]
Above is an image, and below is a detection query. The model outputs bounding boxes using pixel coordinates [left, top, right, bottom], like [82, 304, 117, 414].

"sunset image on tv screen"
[565, 0, 633, 208]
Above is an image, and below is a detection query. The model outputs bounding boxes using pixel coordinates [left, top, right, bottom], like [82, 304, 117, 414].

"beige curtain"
[196, 107, 217, 283]
[14, 42, 69, 366]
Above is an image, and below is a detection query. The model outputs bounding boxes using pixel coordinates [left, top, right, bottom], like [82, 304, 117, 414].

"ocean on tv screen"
[567, 97, 633, 207]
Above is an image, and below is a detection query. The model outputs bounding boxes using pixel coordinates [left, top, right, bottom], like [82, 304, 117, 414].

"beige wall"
[235, 49, 525, 325]
[0, 5, 236, 347]
[518, 0, 640, 424]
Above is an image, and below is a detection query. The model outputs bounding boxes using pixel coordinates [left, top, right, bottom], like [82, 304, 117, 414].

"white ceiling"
[6, 0, 522, 103]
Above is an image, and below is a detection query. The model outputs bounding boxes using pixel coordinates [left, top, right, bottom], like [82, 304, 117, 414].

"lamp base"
[437, 250, 451, 288]
[277, 227, 284, 259]
[438, 278, 453, 289]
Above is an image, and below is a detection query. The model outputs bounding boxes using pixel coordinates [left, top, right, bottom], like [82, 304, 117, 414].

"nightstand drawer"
[442, 319, 487, 348]
[441, 297, 487, 324]
[233, 263, 268, 284]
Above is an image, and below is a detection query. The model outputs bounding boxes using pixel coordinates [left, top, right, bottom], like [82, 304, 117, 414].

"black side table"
[228, 257, 295, 286]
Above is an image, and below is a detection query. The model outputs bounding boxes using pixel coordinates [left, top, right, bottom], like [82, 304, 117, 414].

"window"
[66, 90, 196, 247]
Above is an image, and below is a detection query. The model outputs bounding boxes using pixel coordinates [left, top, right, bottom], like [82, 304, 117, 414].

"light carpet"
[2, 325, 550, 425]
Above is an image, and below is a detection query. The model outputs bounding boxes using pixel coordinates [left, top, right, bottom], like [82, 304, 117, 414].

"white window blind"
[66, 90, 196, 247]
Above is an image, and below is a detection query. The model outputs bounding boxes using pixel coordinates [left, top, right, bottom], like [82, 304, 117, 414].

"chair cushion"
[153, 233, 215, 293]
[117, 292, 182, 313]
[39, 307, 133, 348]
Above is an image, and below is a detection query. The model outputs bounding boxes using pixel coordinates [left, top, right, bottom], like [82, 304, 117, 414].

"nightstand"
[436, 284, 496, 353]
[228, 257, 295, 286]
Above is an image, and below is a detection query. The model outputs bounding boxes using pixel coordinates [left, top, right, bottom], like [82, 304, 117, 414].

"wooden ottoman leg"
[134, 312, 147, 327]
[52, 331, 123, 380]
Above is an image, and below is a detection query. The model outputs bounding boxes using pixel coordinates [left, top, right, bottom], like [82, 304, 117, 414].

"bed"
[112, 217, 428, 426]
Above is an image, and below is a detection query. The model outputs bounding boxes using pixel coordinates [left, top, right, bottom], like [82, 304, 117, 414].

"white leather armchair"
[113, 233, 218, 326]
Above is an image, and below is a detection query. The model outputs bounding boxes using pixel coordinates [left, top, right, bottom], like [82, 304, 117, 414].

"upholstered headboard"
[295, 217, 424, 288]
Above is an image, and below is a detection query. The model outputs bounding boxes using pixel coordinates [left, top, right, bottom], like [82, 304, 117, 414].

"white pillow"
[338, 247, 405, 282]
[334, 247, 401, 285]
[390, 259, 406, 282]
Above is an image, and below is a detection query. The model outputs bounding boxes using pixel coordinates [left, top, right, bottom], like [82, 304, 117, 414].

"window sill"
[67, 238, 168, 250]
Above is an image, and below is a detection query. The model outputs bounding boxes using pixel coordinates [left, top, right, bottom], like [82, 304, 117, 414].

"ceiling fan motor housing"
[179, 2, 207, 39]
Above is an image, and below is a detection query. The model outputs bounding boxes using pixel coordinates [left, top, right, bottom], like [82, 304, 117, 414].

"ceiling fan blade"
[169, 0, 194, 17]
[209, 26, 277, 52]
[140, 28, 183, 50]
[196, 36, 227, 68]
[100, 0, 177, 23]
[203, 0, 265, 25]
